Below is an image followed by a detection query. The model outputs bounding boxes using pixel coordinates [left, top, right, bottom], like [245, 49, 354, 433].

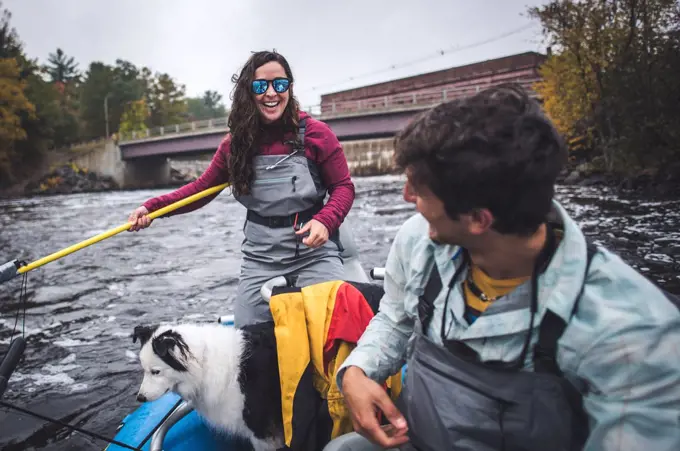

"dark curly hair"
[394, 83, 568, 236]
[228, 50, 301, 196]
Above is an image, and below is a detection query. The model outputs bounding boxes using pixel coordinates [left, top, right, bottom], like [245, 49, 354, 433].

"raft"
[106, 226, 387, 451]
[106, 392, 244, 450]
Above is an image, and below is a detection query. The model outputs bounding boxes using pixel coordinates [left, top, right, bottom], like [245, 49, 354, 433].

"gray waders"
[326, 226, 594, 451]
[397, 226, 592, 451]
[232, 119, 346, 327]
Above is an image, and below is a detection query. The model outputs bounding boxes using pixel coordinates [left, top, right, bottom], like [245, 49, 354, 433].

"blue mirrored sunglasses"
[251, 78, 290, 95]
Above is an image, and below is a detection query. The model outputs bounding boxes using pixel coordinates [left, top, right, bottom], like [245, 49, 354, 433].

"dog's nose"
[137, 394, 147, 402]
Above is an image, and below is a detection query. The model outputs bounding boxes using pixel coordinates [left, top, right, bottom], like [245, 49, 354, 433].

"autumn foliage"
[0, 1, 226, 189]
[0, 57, 35, 183]
[530, 0, 680, 177]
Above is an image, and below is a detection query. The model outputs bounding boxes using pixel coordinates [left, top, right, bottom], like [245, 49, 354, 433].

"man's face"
[403, 172, 467, 245]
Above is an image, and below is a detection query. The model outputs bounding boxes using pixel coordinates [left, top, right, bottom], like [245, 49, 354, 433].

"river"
[0, 174, 678, 450]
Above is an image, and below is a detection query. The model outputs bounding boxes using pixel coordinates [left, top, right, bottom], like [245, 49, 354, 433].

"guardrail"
[320, 77, 540, 117]
[119, 78, 540, 143]
[119, 116, 230, 143]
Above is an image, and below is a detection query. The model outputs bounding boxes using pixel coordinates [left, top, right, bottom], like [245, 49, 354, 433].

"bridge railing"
[119, 78, 540, 143]
[320, 77, 540, 116]
[120, 116, 230, 143]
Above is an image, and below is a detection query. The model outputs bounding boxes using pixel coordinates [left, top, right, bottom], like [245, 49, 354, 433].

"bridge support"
[123, 156, 172, 189]
[69, 141, 171, 189]
[71, 137, 397, 189]
[341, 137, 396, 176]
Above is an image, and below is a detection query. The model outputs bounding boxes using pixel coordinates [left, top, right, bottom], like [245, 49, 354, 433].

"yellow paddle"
[12, 182, 230, 276]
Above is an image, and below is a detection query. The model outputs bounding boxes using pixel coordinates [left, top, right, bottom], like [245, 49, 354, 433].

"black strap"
[533, 241, 598, 375]
[284, 118, 306, 151]
[246, 202, 323, 228]
[297, 118, 306, 149]
[418, 263, 443, 332]
[499, 223, 559, 370]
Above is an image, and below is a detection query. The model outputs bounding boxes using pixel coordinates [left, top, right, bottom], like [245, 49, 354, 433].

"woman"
[127, 51, 355, 327]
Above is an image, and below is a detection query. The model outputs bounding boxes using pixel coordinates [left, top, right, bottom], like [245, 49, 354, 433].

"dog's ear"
[151, 329, 190, 372]
[153, 334, 176, 357]
[133, 325, 158, 347]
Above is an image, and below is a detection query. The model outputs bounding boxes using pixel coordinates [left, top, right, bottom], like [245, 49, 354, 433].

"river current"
[0, 174, 678, 450]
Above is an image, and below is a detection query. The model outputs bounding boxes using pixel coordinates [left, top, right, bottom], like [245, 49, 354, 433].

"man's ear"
[467, 208, 494, 235]
[133, 325, 159, 347]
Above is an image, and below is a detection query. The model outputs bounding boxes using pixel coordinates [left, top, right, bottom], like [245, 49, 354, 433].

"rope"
[0, 400, 140, 451]
[9, 262, 27, 340]
[1, 266, 186, 450]
[0, 397, 185, 451]
[21, 271, 27, 337]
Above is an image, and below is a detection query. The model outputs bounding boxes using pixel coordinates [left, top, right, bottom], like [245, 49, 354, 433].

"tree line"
[0, 2, 227, 187]
[2, 1, 679, 190]
[530, 0, 680, 180]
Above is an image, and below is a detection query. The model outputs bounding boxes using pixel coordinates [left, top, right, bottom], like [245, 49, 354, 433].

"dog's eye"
[151, 369, 160, 375]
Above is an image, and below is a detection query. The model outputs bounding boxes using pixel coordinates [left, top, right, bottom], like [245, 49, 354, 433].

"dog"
[132, 321, 284, 451]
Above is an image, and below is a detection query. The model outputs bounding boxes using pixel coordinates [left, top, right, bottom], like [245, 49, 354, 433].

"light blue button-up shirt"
[338, 200, 680, 451]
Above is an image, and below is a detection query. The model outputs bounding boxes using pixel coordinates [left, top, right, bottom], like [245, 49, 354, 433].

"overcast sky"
[5, 0, 550, 109]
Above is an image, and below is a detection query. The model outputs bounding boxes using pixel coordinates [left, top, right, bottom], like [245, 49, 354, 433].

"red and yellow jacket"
[270, 280, 403, 451]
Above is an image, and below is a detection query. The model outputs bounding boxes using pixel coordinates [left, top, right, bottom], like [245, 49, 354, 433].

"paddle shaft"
[14, 182, 230, 275]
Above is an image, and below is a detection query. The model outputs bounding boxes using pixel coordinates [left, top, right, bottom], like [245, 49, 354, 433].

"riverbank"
[0, 163, 191, 199]
[2, 170, 678, 199]
[2, 155, 679, 200]
[559, 160, 680, 198]
[22, 163, 119, 196]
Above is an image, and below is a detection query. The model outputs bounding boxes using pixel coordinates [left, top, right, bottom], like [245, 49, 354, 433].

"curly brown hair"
[394, 83, 567, 236]
[227, 50, 301, 196]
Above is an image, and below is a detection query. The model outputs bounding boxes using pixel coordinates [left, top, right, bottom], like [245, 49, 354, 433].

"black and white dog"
[132, 321, 283, 451]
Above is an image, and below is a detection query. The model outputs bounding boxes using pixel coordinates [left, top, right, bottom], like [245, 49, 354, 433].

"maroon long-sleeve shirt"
[142, 111, 355, 235]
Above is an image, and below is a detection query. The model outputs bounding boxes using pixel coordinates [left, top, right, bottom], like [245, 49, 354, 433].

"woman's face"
[252, 61, 290, 124]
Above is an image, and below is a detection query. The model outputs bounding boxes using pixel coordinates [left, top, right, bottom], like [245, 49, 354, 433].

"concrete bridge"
[118, 80, 540, 160]
[81, 52, 546, 188]
[117, 105, 427, 159]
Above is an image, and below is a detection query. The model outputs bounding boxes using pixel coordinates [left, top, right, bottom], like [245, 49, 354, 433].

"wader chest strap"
[297, 118, 306, 149]
[534, 241, 597, 375]
[284, 117, 306, 152]
[417, 264, 443, 332]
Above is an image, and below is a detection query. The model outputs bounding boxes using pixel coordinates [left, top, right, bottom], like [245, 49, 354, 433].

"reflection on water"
[0, 174, 677, 449]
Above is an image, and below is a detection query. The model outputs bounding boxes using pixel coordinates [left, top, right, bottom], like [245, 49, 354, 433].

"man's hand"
[342, 366, 409, 448]
[295, 219, 329, 248]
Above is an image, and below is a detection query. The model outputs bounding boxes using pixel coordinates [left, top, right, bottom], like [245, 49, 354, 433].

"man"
[331, 85, 680, 451]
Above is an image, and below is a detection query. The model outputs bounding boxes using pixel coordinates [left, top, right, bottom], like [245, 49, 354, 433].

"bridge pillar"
[123, 156, 172, 189]
[341, 137, 396, 176]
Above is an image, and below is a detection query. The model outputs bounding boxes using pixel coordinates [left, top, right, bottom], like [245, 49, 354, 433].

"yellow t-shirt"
[463, 228, 563, 324]
[463, 265, 529, 324]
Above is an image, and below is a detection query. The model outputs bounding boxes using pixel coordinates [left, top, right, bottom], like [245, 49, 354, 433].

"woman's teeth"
[264, 102, 279, 107]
